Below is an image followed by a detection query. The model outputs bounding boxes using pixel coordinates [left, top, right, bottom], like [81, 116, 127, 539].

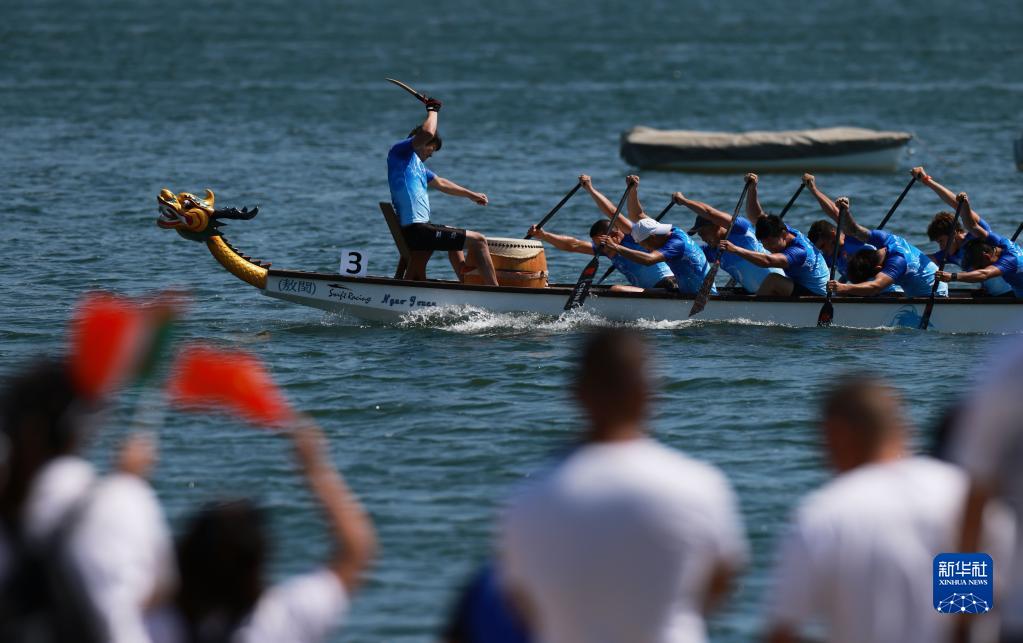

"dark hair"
[808, 219, 837, 245]
[408, 126, 443, 152]
[846, 248, 882, 283]
[927, 212, 963, 241]
[962, 238, 997, 269]
[175, 499, 268, 640]
[575, 328, 645, 394]
[0, 359, 87, 528]
[754, 215, 786, 241]
[821, 374, 904, 445]
[589, 219, 613, 238]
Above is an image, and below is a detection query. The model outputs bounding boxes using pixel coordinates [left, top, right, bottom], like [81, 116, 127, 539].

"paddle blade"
[918, 301, 935, 330]
[68, 293, 149, 401]
[817, 300, 834, 327]
[688, 264, 719, 317]
[166, 345, 295, 428]
[564, 256, 599, 311]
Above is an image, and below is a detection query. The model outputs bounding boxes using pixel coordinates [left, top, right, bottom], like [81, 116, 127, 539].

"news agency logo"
[933, 553, 993, 614]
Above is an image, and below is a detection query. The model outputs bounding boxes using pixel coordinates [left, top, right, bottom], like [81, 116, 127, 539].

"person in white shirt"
[146, 420, 376, 643]
[954, 341, 1023, 642]
[498, 328, 748, 643]
[765, 376, 1008, 643]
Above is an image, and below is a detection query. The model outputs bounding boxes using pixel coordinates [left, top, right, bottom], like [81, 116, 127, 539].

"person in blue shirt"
[526, 175, 677, 292]
[673, 189, 788, 295]
[596, 176, 713, 295]
[934, 194, 1023, 297]
[825, 197, 944, 297]
[718, 174, 829, 296]
[387, 96, 499, 285]
[914, 166, 1012, 296]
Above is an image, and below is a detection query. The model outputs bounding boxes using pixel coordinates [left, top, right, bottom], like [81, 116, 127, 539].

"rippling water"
[2, 0, 1022, 640]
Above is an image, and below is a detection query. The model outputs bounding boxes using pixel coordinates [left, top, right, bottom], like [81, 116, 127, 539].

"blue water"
[2, 0, 1022, 640]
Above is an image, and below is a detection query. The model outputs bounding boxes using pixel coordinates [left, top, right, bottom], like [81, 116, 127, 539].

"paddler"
[672, 189, 788, 295]
[913, 166, 1012, 296]
[526, 175, 677, 292]
[387, 95, 499, 285]
[595, 175, 714, 296]
[825, 197, 945, 298]
[934, 193, 1023, 297]
[716, 174, 829, 296]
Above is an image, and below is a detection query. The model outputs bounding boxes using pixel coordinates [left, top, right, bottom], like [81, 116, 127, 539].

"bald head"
[820, 376, 908, 473]
[574, 329, 649, 440]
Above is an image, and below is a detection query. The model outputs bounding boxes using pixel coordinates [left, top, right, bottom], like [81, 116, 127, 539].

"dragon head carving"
[157, 188, 258, 242]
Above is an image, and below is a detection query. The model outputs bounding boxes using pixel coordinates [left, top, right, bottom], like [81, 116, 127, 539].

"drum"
[462, 237, 548, 288]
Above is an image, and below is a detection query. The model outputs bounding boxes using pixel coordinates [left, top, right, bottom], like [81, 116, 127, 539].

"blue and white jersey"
[780, 225, 829, 295]
[932, 217, 1012, 296]
[660, 227, 714, 295]
[702, 218, 783, 293]
[593, 235, 674, 289]
[868, 230, 941, 297]
[387, 137, 437, 227]
[987, 231, 1023, 297]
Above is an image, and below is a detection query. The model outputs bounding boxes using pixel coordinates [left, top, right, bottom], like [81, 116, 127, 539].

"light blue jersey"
[987, 231, 1023, 297]
[660, 227, 714, 295]
[868, 230, 941, 297]
[387, 137, 437, 227]
[933, 217, 1012, 296]
[780, 225, 829, 295]
[702, 218, 783, 293]
[594, 235, 674, 289]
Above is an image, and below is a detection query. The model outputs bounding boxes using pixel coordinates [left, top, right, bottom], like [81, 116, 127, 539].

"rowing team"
[388, 99, 1022, 297]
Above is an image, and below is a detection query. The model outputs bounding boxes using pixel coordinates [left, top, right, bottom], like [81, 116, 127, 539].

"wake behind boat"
[155, 188, 1022, 334]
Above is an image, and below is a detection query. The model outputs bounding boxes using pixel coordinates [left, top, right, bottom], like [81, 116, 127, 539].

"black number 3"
[345, 252, 363, 275]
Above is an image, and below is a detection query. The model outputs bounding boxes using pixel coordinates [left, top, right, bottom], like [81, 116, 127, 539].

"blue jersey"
[987, 231, 1023, 297]
[868, 230, 941, 297]
[702, 218, 783, 293]
[594, 235, 673, 289]
[932, 217, 1012, 296]
[659, 227, 714, 295]
[780, 225, 829, 295]
[387, 137, 437, 227]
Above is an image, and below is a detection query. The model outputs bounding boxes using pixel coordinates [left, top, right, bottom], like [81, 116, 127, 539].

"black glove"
[425, 96, 443, 112]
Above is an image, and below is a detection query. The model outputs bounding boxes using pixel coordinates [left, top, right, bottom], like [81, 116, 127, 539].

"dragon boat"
[157, 189, 1023, 334]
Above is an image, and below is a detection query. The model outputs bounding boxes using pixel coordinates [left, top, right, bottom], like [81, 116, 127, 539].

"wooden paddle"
[385, 77, 429, 104]
[876, 176, 916, 230]
[689, 181, 752, 317]
[525, 182, 583, 239]
[1012, 221, 1023, 243]
[817, 200, 847, 327]
[563, 184, 634, 311]
[595, 199, 676, 285]
[919, 195, 967, 330]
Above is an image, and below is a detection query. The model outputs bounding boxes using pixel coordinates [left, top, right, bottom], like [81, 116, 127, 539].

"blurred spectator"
[498, 328, 748, 643]
[954, 342, 1023, 642]
[764, 376, 1011, 643]
[145, 421, 376, 643]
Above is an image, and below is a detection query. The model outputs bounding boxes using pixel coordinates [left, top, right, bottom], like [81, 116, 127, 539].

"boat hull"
[263, 271, 1023, 334]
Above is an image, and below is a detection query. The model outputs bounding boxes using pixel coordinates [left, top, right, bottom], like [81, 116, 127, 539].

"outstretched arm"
[830, 273, 895, 296]
[803, 174, 839, 220]
[625, 175, 649, 222]
[600, 237, 665, 266]
[430, 176, 488, 206]
[580, 174, 632, 233]
[936, 265, 1004, 284]
[744, 173, 766, 223]
[720, 239, 789, 269]
[292, 421, 377, 591]
[526, 226, 595, 255]
[834, 197, 870, 242]
[673, 192, 732, 229]
[913, 167, 985, 233]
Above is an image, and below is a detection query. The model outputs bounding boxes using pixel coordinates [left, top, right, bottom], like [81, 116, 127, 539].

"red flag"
[68, 292, 148, 401]
[166, 345, 295, 427]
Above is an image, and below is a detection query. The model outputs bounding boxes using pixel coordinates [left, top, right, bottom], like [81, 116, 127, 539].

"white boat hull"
[263, 271, 1023, 334]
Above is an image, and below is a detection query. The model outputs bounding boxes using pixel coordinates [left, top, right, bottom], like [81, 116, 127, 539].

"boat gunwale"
[266, 269, 1022, 307]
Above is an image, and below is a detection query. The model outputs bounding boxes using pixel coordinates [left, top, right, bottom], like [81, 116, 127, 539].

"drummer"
[526, 175, 677, 292]
[387, 95, 499, 285]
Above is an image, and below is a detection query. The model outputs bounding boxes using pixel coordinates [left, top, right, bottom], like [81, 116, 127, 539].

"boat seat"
[378, 202, 432, 279]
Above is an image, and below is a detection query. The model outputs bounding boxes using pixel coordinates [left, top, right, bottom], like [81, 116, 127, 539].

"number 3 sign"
[339, 249, 368, 277]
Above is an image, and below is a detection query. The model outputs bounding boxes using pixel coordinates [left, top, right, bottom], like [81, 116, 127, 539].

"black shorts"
[654, 276, 678, 292]
[402, 223, 467, 252]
